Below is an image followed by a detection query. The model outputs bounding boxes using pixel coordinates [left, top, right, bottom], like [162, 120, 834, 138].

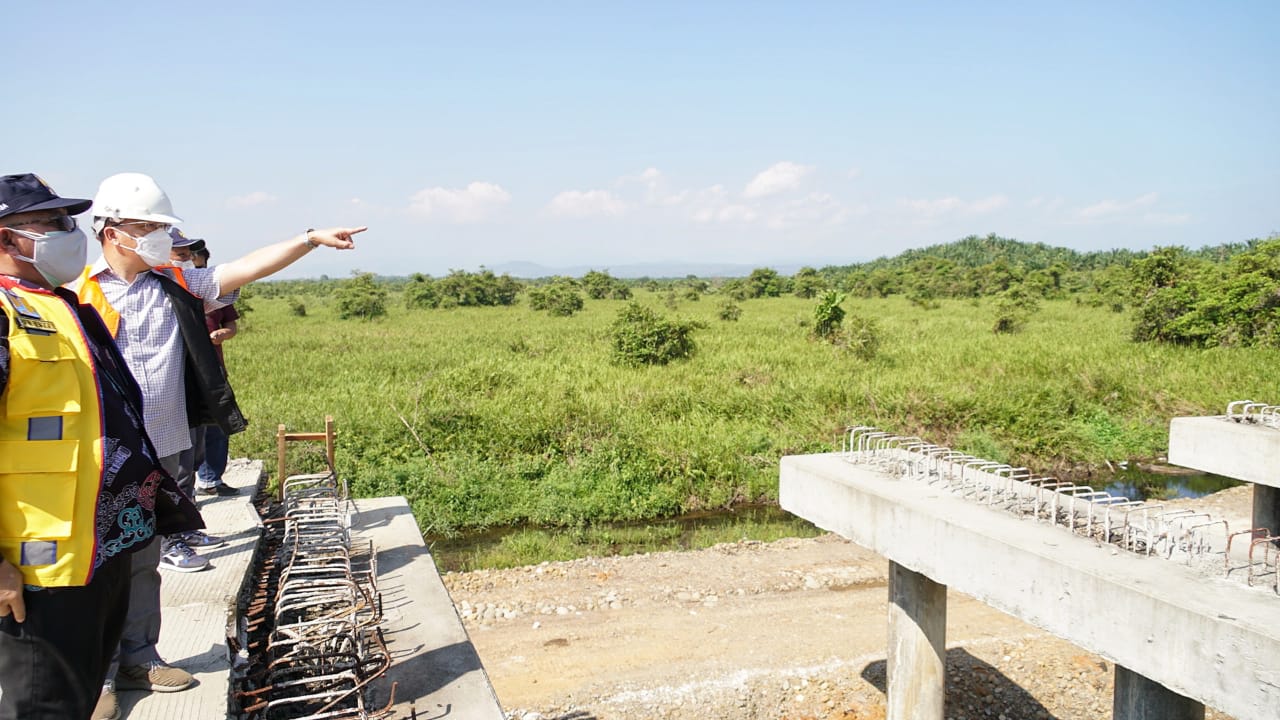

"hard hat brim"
[91, 207, 184, 225]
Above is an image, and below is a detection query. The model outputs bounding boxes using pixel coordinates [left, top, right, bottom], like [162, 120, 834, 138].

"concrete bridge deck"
[122, 459, 503, 720]
[781, 452, 1280, 720]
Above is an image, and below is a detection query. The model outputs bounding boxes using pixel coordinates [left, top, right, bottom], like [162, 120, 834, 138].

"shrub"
[287, 297, 307, 317]
[991, 284, 1040, 334]
[844, 314, 882, 360]
[609, 302, 705, 366]
[718, 300, 742, 322]
[812, 291, 846, 341]
[527, 278, 584, 317]
[404, 273, 441, 309]
[745, 267, 786, 298]
[792, 266, 824, 299]
[335, 272, 388, 320]
[436, 268, 522, 307]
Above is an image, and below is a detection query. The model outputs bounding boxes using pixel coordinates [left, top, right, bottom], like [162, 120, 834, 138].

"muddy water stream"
[427, 466, 1240, 572]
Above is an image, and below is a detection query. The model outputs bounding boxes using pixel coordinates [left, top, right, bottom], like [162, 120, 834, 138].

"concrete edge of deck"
[780, 452, 1280, 720]
[1168, 416, 1280, 488]
[352, 496, 505, 719]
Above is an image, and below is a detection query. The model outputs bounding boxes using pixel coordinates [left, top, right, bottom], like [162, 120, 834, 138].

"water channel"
[427, 465, 1240, 572]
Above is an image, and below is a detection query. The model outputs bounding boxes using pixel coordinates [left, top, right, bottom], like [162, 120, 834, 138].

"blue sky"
[10, 2, 1277, 278]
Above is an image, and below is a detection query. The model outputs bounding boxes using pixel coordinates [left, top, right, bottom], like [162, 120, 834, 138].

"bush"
[335, 272, 388, 320]
[287, 297, 307, 317]
[845, 315, 881, 360]
[991, 284, 1040, 334]
[609, 302, 705, 366]
[718, 300, 742, 322]
[792, 266, 824, 298]
[812, 291, 846, 341]
[582, 270, 632, 300]
[436, 268, 522, 307]
[404, 273, 441, 309]
[527, 278, 584, 317]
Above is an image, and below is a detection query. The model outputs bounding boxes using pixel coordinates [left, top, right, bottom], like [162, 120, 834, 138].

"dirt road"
[443, 487, 1250, 720]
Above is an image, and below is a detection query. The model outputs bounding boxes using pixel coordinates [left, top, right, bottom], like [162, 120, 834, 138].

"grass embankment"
[227, 293, 1278, 568]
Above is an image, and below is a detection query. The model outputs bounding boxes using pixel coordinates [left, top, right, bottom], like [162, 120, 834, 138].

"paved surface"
[123, 459, 501, 719]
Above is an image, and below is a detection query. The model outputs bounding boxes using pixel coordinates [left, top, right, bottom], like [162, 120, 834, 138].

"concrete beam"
[1113, 665, 1204, 720]
[780, 453, 1280, 720]
[1168, 416, 1280, 488]
[1253, 485, 1280, 537]
[887, 562, 946, 720]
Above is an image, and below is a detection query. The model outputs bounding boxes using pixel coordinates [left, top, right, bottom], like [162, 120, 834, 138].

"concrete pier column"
[1113, 665, 1204, 720]
[887, 561, 947, 720]
[1253, 484, 1280, 536]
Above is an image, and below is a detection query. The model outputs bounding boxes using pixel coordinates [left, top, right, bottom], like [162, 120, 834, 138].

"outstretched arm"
[215, 227, 366, 295]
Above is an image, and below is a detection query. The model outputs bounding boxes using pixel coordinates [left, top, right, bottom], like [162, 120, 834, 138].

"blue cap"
[0, 173, 92, 221]
[168, 228, 201, 247]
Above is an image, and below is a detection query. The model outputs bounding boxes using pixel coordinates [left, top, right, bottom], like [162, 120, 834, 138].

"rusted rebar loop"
[842, 425, 1275, 595]
[233, 472, 391, 719]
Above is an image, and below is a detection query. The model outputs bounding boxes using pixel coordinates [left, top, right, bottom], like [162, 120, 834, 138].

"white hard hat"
[91, 172, 183, 225]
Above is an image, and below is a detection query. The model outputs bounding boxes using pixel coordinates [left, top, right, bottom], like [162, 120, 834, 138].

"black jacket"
[153, 269, 248, 435]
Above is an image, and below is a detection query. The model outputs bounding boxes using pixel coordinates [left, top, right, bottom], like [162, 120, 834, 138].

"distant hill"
[823, 234, 1141, 273]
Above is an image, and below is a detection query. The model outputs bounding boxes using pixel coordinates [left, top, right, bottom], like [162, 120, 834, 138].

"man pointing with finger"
[71, 172, 364, 719]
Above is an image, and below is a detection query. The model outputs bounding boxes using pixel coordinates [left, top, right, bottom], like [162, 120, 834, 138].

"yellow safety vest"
[0, 280, 106, 587]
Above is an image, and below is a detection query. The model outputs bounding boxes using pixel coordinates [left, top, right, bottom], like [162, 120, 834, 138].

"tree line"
[249, 232, 1280, 348]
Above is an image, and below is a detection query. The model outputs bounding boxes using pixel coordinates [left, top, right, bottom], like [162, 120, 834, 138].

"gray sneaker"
[180, 529, 224, 547]
[159, 540, 209, 572]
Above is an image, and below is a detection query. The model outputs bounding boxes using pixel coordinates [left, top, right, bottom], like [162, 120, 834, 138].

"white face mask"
[7, 226, 89, 287]
[173, 259, 196, 271]
[112, 226, 173, 267]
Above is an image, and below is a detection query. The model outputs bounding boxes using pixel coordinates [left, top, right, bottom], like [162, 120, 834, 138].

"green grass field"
[226, 290, 1278, 559]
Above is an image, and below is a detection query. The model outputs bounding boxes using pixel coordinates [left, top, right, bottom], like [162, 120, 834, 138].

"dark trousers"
[0, 552, 131, 720]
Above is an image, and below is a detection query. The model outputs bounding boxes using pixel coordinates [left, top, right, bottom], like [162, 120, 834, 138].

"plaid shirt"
[80, 257, 238, 458]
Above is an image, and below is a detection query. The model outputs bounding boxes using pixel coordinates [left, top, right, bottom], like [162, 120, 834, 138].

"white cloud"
[1027, 196, 1065, 211]
[409, 182, 511, 223]
[1141, 212, 1192, 226]
[846, 167, 862, 179]
[546, 189, 627, 218]
[618, 167, 673, 205]
[227, 191, 277, 208]
[743, 161, 814, 199]
[902, 194, 1007, 220]
[694, 203, 758, 224]
[766, 192, 852, 230]
[1073, 192, 1158, 222]
[968, 194, 1009, 213]
[906, 193, 1003, 219]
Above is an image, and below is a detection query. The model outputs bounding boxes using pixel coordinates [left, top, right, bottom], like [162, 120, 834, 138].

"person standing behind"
[170, 232, 239, 497]
[0, 173, 203, 720]
[73, 172, 364, 716]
